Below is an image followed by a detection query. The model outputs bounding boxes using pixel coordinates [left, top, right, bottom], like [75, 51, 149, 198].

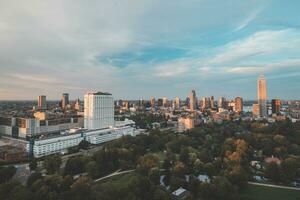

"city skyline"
[1, 1, 300, 100]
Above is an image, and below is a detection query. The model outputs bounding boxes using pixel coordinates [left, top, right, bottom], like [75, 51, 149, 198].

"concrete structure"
[235, 97, 243, 113]
[84, 92, 114, 130]
[27, 120, 137, 158]
[210, 96, 215, 109]
[271, 99, 281, 114]
[61, 93, 69, 109]
[218, 97, 227, 109]
[173, 97, 181, 110]
[189, 90, 197, 111]
[258, 75, 267, 117]
[162, 97, 169, 107]
[252, 103, 260, 117]
[150, 97, 155, 108]
[38, 95, 47, 110]
[178, 116, 194, 132]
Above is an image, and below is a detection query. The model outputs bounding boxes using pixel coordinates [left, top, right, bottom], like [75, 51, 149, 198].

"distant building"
[218, 97, 227, 109]
[38, 95, 47, 110]
[163, 97, 169, 107]
[178, 116, 194, 132]
[84, 92, 114, 130]
[271, 99, 281, 114]
[235, 97, 243, 113]
[61, 93, 69, 109]
[201, 97, 210, 109]
[258, 75, 267, 117]
[157, 98, 163, 107]
[210, 96, 215, 109]
[189, 90, 197, 111]
[74, 99, 81, 111]
[173, 97, 181, 110]
[150, 97, 155, 108]
[252, 103, 260, 117]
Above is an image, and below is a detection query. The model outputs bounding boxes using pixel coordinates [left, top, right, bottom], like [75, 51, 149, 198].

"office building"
[218, 97, 227, 109]
[61, 93, 69, 109]
[235, 97, 243, 113]
[189, 90, 197, 111]
[252, 104, 260, 117]
[157, 98, 163, 107]
[84, 92, 114, 130]
[173, 97, 181, 110]
[201, 97, 210, 109]
[258, 75, 267, 117]
[163, 97, 169, 107]
[38, 95, 47, 110]
[210, 96, 215, 109]
[150, 97, 155, 108]
[272, 99, 281, 114]
[74, 99, 81, 111]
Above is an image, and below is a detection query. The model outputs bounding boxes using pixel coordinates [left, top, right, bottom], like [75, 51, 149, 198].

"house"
[197, 175, 211, 183]
[172, 187, 189, 200]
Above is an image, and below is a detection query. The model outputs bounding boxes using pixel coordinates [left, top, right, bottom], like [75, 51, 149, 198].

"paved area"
[248, 181, 300, 191]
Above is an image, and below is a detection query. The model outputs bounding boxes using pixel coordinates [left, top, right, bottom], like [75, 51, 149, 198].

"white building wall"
[84, 93, 114, 130]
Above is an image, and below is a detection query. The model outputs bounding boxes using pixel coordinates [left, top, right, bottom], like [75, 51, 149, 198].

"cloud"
[0, 1, 299, 99]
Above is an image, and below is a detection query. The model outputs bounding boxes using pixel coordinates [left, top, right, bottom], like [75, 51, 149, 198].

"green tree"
[0, 166, 17, 183]
[64, 156, 85, 176]
[78, 140, 90, 150]
[85, 161, 99, 179]
[280, 157, 299, 183]
[29, 158, 38, 171]
[43, 155, 62, 174]
[265, 162, 281, 183]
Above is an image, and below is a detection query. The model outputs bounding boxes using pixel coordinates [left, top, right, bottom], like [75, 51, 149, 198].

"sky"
[0, 0, 300, 100]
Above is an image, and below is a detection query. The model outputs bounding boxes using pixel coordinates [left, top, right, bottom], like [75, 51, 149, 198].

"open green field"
[241, 184, 300, 200]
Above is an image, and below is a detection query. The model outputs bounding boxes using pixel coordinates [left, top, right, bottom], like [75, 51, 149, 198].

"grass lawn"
[240, 184, 300, 200]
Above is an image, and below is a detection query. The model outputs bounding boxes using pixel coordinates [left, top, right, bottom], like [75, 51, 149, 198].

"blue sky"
[0, 0, 300, 100]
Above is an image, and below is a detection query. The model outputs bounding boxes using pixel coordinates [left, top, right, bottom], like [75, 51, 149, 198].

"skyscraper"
[258, 74, 267, 117]
[84, 92, 114, 130]
[38, 95, 47, 110]
[150, 97, 155, 108]
[234, 97, 243, 113]
[74, 98, 81, 111]
[210, 96, 215, 109]
[189, 90, 197, 111]
[61, 93, 69, 109]
[162, 97, 168, 107]
[173, 97, 181, 110]
[271, 99, 281, 114]
[218, 97, 227, 109]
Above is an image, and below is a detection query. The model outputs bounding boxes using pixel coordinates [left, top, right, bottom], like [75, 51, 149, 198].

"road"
[94, 169, 135, 183]
[248, 181, 300, 191]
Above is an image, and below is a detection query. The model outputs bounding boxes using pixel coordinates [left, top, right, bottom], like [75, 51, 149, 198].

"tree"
[0, 166, 17, 183]
[280, 157, 299, 183]
[226, 165, 248, 188]
[137, 154, 159, 176]
[43, 155, 62, 174]
[85, 161, 99, 179]
[64, 156, 85, 176]
[78, 140, 90, 150]
[179, 147, 190, 166]
[68, 176, 93, 200]
[29, 158, 37, 171]
[265, 162, 281, 183]
[27, 172, 42, 187]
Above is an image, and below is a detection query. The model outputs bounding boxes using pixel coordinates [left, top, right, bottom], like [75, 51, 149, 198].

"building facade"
[84, 92, 114, 130]
[189, 90, 197, 111]
[38, 95, 47, 110]
[271, 99, 281, 114]
[258, 75, 267, 117]
[235, 97, 243, 113]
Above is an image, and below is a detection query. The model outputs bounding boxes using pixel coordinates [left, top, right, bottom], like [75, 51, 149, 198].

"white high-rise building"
[258, 74, 267, 117]
[84, 92, 114, 130]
